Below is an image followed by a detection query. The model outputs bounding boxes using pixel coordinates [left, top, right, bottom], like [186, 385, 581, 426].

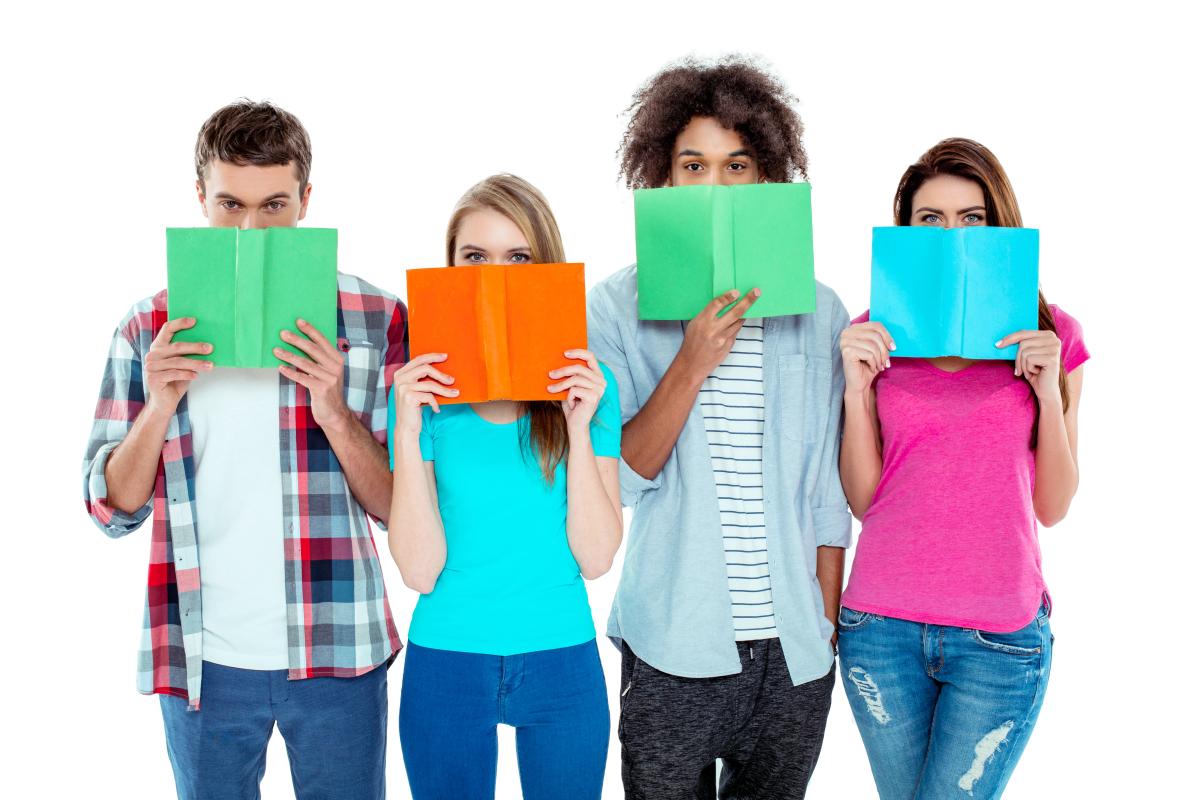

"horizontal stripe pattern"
[700, 319, 777, 641]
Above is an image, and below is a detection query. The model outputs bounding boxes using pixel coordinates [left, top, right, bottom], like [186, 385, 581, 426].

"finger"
[402, 352, 450, 368]
[155, 317, 197, 343]
[548, 375, 601, 395]
[845, 343, 883, 373]
[852, 331, 890, 368]
[397, 359, 455, 385]
[721, 288, 762, 325]
[563, 348, 600, 374]
[700, 289, 742, 320]
[155, 369, 202, 385]
[407, 391, 442, 414]
[279, 329, 331, 364]
[148, 356, 212, 373]
[273, 347, 337, 380]
[410, 380, 460, 399]
[996, 330, 1044, 349]
[844, 340, 881, 366]
[161, 341, 213, 357]
[861, 322, 897, 351]
[547, 364, 595, 381]
[294, 318, 339, 359]
[278, 364, 318, 389]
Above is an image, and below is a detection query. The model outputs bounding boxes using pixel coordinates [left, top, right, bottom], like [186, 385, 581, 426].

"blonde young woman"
[386, 175, 622, 800]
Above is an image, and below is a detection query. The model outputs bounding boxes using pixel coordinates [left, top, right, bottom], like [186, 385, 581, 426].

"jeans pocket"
[971, 621, 1044, 655]
[837, 606, 876, 632]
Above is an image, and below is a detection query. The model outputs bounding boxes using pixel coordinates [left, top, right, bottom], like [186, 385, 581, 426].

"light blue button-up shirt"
[587, 265, 851, 686]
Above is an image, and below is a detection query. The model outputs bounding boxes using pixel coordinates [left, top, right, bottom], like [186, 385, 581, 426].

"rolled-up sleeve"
[587, 282, 661, 508]
[814, 299, 852, 548]
[82, 318, 153, 538]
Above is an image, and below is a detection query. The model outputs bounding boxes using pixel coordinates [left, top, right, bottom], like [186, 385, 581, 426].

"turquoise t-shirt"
[386, 363, 621, 655]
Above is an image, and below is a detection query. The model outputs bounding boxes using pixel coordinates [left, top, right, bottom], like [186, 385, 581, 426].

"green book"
[634, 182, 816, 320]
[166, 227, 338, 367]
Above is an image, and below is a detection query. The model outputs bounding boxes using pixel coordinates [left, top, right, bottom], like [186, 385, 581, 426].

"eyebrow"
[728, 149, 752, 158]
[914, 205, 986, 216]
[212, 191, 291, 203]
[677, 148, 753, 159]
[457, 244, 531, 253]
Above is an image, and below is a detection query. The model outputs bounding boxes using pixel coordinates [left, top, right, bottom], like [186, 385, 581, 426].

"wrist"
[844, 386, 872, 409]
[668, 350, 709, 391]
[318, 404, 356, 437]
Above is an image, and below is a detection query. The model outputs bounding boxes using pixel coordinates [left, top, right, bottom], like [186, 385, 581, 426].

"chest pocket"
[339, 337, 381, 417]
[776, 353, 833, 443]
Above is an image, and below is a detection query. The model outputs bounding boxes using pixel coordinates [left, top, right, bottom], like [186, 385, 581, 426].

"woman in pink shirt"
[836, 138, 1088, 800]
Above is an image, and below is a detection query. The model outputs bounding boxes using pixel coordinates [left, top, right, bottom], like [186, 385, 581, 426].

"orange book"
[406, 263, 588, 404]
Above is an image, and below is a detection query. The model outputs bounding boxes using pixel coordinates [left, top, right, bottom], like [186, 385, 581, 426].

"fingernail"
[889, 342, 896, 351]
[297, 318, 307, 326]
[995, 340, 1004, 348]
[885, 359, 891, 368]
[450, 389, 459, 395]
[204, 362, 214, 370]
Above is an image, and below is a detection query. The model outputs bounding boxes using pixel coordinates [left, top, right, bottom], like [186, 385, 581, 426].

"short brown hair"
[194, 100, 312, 193]
[618, 56, 808, 188]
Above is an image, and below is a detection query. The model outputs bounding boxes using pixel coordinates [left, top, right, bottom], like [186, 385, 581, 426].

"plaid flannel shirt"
[83, 272, 406, 709]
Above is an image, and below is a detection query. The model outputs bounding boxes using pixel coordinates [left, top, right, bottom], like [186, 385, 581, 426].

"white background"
[2, 1, 1195, 797]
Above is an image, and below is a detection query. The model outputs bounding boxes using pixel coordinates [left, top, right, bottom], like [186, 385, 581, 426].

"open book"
[870, 226, 1039, 359]
[634, 182, 816, 320]
[166, 227, 338, 367]
[406, 263, 587, 403]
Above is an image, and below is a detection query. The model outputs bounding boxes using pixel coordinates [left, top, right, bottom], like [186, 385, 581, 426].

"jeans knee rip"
[957, 720, 1015, 795]
[846, 666, 891, 724]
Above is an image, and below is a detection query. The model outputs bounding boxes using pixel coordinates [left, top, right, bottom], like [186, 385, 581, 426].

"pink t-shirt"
[841, 305, 1089, 632]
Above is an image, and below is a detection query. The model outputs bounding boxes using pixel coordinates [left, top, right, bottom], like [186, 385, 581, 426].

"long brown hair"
[445, 174, 570, 482]
[893, 138, 1069, 442]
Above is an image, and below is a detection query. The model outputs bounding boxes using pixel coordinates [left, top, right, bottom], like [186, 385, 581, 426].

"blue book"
[870, 227, 1039, 360]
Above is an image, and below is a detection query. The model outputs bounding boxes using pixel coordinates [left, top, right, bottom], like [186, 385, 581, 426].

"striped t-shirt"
[699, 318, 778, 641]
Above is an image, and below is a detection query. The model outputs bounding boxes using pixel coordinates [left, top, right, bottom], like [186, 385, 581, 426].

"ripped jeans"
[836, 604, 1052, 800]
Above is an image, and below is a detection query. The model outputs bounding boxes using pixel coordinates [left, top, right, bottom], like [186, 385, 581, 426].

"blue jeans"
[159, 660, 388, 800]
[837, 605, 1053, 800]
[399, 639, 609, 800]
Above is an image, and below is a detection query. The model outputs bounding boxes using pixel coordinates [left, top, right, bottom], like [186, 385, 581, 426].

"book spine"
[479, 266, 511, 399]
[236, 229, 266, 367]
[712, 187, 735, 301]
[948, 229, 967, 357]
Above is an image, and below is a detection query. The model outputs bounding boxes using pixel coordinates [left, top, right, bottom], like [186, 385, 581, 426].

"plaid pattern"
[83, 272, 406, 708]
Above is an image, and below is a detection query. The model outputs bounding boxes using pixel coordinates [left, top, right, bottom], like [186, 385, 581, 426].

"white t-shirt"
[699, 319, 779, 641]
[187, 368, 289, 670]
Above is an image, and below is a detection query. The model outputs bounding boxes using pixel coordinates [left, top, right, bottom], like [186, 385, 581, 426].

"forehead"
[913, 174, 985, 206]
[455, 208, 529, 247]
[673, 116, 748, 154]
[204, 160, 301, 196]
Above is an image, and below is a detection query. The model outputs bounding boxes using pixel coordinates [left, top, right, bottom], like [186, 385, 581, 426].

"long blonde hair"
[446, 174, 570, 482]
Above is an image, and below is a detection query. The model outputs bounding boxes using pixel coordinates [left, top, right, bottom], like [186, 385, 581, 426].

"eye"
[920, 213, 940, 225]
[464, 251, 486, 263]
[266, 201, 286, 212]
[510, 252, 531, 264]
[963, 213, 985, 224]
[219, 200, 241, 211]
[684, 162, 703, 172]
[728, 162, 745, 171]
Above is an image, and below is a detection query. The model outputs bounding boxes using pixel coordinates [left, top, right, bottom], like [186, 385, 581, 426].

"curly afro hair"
[618, 56, 808, 189]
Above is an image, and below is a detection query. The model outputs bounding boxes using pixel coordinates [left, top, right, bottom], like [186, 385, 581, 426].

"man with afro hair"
[587, 56, 852, 799]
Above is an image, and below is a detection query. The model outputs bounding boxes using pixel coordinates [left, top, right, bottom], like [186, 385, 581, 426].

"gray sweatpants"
[619, 639, 834, 800]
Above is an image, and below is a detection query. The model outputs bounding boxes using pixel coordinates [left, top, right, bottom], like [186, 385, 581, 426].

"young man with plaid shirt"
[82, 100, 405, 800]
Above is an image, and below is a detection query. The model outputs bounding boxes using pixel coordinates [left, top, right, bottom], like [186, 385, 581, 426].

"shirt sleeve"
[814, 297, 854, 548]
[586, 280, 662, 507]
[1051, 305, 1090, 373]
[589, 362, 622, 458]
[82, 309, 154, 538]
